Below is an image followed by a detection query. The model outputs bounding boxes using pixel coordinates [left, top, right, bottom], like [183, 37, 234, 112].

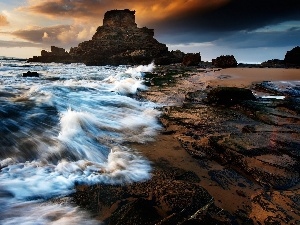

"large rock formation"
[28, 9, 183, 65]
[284, 46, 300, 67]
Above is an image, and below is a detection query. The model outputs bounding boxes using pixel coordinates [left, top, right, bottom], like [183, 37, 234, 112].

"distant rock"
[22, 71, 39, 77]
[182, 53, 201, 66]
[284, 46, 300, 67]
[28, 46, 73, 63]
[212, 55, 237, 68]
[29, 9, 184, 66]
[261, 59, 285, 68]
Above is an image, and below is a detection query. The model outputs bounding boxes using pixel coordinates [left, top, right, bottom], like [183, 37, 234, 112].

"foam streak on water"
[0, 60, 159, 224]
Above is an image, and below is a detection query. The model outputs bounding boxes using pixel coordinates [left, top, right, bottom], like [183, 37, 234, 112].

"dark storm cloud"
[151, 0, 300, 48]
[152, 0, 300, 33]
[216, 29, 300, 49]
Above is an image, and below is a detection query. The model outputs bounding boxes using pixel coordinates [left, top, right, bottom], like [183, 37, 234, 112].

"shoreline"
[72, 66, 300, 224]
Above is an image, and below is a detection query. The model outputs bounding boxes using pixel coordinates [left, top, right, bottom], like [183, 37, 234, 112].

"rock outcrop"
[260, 59, 285, 68]
[284, 46, 300, 67]
[182, 53, 201, 66]
[212, 55, 237, 68]
[28, 9, 183, 66]
[28, 46, 73, 63]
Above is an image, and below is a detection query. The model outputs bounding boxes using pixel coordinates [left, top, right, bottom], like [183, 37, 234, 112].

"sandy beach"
[209, 68, 300, 87]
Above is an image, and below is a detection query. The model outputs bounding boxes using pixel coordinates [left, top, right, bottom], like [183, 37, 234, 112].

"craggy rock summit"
[28, 9, 182, 65]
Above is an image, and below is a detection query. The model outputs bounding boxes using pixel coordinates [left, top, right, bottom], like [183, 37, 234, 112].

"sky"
[0, 0, 299, 63]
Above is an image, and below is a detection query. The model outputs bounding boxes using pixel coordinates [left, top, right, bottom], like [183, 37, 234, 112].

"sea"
[0, 59, 161, 224]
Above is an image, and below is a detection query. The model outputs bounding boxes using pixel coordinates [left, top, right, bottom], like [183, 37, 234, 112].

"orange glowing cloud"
[20, 0, 230, 25]
[0, 14, 9, 26]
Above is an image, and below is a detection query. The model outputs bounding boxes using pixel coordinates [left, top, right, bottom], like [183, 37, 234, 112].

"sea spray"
[0, 60, 158, 224]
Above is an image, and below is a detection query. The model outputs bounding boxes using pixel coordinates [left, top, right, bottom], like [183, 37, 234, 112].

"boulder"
[212, 55, 237, 68]
[206, 87, 256, 106]
[182, 53, 201, 66]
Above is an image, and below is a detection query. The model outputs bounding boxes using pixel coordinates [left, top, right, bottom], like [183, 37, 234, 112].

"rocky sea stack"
[28, 9, 183, 66]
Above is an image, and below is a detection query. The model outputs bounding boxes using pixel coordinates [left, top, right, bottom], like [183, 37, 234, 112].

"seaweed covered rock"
[206, 87, 256, 106]
[212, 55, 237, 68]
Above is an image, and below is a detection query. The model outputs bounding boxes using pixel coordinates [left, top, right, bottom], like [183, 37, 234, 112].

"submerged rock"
[22, 71, 39, 77]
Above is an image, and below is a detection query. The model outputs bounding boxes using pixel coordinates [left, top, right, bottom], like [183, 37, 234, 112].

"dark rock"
[28, 46, 73, 63]
[212, 55, 237, 68]
[206, 87, 256, 106]
[22, 71, 39, 77]
[71, 162, 238, 225]
[261, 59, 285, 68]
[284, 46, 300, 67]
[70, 9, 170, 65]
[109, 198, 162, 225]
[182, 53, 201, 66]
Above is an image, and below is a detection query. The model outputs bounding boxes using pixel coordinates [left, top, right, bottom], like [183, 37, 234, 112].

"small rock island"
[28, 9, 182, 65]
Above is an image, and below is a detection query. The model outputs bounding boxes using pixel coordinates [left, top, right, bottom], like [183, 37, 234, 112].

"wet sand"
[209, 68, 300, 87]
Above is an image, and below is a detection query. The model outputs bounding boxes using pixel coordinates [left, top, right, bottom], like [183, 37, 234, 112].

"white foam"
[0, 200, 99, 225]
[106, 62, 155, 95]
[112, 78, 147, 95]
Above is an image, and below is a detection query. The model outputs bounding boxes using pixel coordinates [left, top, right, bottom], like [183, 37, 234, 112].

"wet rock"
[213, 133, 300, 189]
[208, 169, 253, 190]
[206, 87, 256, 106]
[109, 198, 162, 225]
[251, 190, 300, 224]
[72, 162, 237, 224]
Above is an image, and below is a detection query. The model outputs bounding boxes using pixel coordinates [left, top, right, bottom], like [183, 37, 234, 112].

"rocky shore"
[64, 65, 300, 224]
